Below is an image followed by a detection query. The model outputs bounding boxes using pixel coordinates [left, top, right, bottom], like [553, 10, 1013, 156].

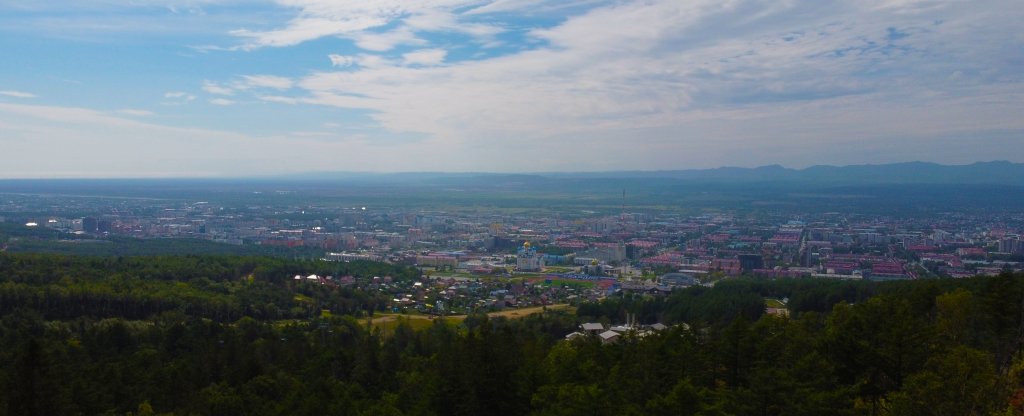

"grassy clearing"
[363, 304, 574, 334]
[488, 304, 575, 319]
[543, 279, 596, 289]
[765, 298, 787, 309]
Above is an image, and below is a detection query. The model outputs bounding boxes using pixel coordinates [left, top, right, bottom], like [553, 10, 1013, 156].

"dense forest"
[0, 222, 327, 258]
[0, 254, 420, 322]
[2, 252, 1024, 415]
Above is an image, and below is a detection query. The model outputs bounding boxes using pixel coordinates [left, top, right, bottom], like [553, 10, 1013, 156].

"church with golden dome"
[516, 241, 544, 272]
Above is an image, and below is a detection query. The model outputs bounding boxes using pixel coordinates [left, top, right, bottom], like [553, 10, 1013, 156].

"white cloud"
[240, 75, 294, 90]
[258, 95, 299, 104]
[353, 54, 395, 68]
[209, 98, 236, 105]
[464, 0, 548, 15]
[162, 91, 196, 103]
[329, 54, 357, 67]
[403, 9, 503, 37]
[202, 80, 234, 95]
[0, 90, 36, 98]
[230, 16, 388, 49]
[463, 0, 599, 15]
[352, 27, 425, 51]
[201, 76, 295, 100]
[402, 48, 447, 66]
[229, 0, 511, 50]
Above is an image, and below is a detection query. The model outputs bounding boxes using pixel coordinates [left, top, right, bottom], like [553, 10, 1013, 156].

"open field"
[488, 304, 574, 318]
[364, 304, 573, 332]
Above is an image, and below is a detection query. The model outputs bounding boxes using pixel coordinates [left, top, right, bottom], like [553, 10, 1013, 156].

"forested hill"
[2, 252, 1024, 415]
[0, 254, 420, 322]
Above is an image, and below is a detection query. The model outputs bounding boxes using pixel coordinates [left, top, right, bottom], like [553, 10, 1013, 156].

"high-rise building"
[999, 237, 1020, 254]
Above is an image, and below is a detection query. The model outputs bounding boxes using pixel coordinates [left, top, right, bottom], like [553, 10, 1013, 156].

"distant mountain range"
[285, 161, 1024, 187]
[1, 161, 1021, 212]
[1, 162, 1021, 200]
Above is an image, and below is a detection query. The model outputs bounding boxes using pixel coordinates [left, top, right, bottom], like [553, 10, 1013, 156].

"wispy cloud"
[203, 76, 295, 98]
[0, 90, 36, 98]
[202, 80, 234, 95]
[162, 91, 196, 104]
[257, 95, 299, 104]
[403, 9, 503, 37]
[402, 48, 447, 66]
[328, 54, 357, 67]
[464, 0, 550, 15]
[209, 98, 236, 106]
[229, 0, 508, 51]
[351, 27, 425, 52]
[0, 1, 271, 46]
[240, 75, 293, 90]
[116, 109, 155, 117]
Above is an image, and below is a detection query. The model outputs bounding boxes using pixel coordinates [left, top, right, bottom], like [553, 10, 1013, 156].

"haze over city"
[1, 0, 1022, 177]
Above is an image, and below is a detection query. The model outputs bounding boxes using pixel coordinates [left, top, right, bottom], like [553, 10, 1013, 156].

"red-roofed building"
[871, 262, 904, 275]
[706, 233, 731, 243]
[641, 252, 684, 268]
[824, 261, 858, 275]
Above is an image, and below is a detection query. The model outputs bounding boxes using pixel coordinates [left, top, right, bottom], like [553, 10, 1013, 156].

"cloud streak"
[0, 90, 36, 98]
[229, 0, 507, 51]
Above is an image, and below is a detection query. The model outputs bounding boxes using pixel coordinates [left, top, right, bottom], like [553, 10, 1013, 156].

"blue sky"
[0, 0, 1022, 178]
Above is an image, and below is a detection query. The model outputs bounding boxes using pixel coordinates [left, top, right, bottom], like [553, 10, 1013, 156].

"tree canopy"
[2, 252, 1024, 415]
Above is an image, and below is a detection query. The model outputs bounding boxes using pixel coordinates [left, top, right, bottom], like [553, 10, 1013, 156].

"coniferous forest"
[2, 253, 1024, 415]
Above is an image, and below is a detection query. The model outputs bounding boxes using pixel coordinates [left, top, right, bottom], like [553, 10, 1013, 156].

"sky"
[0, 0, 1022, 178]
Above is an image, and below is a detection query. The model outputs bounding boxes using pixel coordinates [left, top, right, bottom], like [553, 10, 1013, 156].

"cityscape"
[3, 0, 1024, 414]
[2, 166, 1023, 319]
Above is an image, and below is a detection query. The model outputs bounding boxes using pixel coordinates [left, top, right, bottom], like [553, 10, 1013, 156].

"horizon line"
[0, 160, 1017, 181]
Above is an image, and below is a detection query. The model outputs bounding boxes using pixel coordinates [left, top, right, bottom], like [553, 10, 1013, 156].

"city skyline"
[1, 0, 1023, 178]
